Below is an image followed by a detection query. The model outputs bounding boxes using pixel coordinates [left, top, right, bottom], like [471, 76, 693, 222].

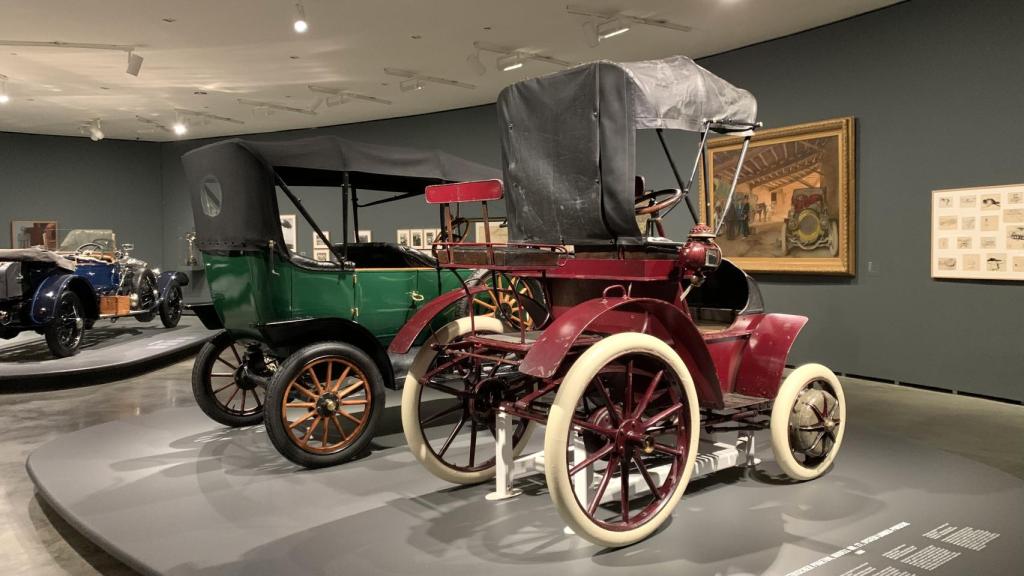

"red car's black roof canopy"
[498, 56, 756, 247]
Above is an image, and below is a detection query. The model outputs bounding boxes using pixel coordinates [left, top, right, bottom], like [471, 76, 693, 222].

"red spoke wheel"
[192, 332, 276, 427]
[770, 363, 846, 481]
[264, 342, 384, 468]
[402, 317, 535, 484]
[545, 333, 699, 547]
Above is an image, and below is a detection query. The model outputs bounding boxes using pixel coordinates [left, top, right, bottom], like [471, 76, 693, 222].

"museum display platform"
[0, 316, 210, 384]
[27, 407, 1021, 575]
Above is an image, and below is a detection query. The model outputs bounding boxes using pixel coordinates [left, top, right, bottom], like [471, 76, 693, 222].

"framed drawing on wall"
[931, 183, 1024, 280]
[280, 214, 297, 252]
[10, 220, 58, 249]
[396, 229, 410, 247]
[700, 117, 856, 275]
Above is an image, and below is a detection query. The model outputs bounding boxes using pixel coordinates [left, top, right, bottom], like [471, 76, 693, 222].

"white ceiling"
[0, 0, 899, 142]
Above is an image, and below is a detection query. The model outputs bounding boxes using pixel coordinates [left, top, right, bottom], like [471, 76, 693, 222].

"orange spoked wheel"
[264, 341, 385, 468]
[465, 271, 544, 331]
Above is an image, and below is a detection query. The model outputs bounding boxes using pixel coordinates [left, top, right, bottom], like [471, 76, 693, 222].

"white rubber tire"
[770, 363, 846, 481]
[402, 316, 534, 485]
[544, 333, 700, 548]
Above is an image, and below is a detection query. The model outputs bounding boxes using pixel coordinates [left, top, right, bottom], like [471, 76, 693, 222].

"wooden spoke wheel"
[44, 291, 84, 358]
[464, 272, 543, 331]
[402, 317, 535, 484]
[264, 342, 384, 468]
[770, 363, 846, 481]
[545, 333, 699, 547]
[191, 332, 276, 427]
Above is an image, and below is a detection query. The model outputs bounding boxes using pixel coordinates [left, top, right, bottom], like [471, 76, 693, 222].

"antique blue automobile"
[0, 229, 187, 358]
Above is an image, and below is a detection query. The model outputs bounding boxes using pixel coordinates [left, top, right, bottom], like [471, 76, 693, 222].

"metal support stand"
[487, 406, 762, 504]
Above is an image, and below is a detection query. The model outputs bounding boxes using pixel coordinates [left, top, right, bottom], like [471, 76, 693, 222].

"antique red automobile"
[388, 56, 846, 547]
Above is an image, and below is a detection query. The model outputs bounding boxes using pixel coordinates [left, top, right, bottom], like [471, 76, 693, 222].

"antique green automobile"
[182, 136, 507, 467]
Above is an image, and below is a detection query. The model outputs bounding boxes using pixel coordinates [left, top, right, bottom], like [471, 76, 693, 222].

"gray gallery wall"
[2, 0, 1020, 400]
[0, 133, 164, 264]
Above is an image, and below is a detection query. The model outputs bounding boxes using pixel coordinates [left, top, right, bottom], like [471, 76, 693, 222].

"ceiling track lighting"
[399, 78, 424, 92]
[565, 4, 691, 46]
[176, 108, 246, 126]
[469, 42, 575, 74]
[384, 68, 476, 90]
[0, 74, 9, 104]
[308, 85, 392, 106]
[597, 19, 631, 41]
[82, 118, 104, 141]
[0, 40, 144, 76]
[293, 3, 309, 33]
[238, 98, 319, 116]
[135, 115, 171, 133]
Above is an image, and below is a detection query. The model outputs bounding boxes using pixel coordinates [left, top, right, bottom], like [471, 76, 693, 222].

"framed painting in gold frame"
[699, 117, 856, 275]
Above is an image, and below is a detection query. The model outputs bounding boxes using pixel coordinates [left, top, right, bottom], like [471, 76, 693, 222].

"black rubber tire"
[134, 270, 158, 323]
[160, 282, 183, 328]
[44, 291, 84, 358]
[191, 331, 268, 427]
[264, 341, 385, 469]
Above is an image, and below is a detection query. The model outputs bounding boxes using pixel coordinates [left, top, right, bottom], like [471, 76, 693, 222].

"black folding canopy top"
[498, 55, 757, 247]
[182, 136, 500, 252]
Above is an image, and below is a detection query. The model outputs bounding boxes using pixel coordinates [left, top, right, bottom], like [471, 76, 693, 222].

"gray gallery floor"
[1, 358, 1022, 576]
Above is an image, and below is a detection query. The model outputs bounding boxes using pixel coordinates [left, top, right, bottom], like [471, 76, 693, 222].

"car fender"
[387, 285, 489, 354]
[257, 317, 397, 389]
[519, 296, 724, 408]
[157, 270, 189, 300]
[733, 313, 808, 398]
[31, 273, 99, 325]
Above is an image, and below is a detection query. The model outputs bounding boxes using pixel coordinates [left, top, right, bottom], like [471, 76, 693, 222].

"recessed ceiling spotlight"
[162, 17, 176, 23]
[0, 74, 9, 104]
[193, 90, 208, 95]
[100, 86, 110, 90]
[411, 35, 422, 40]
[293, 3, 309, 33]
[173, 122, 188, 136]
[0, 94, 8, 104]
[483, 26, 492, 31]
[289, 55, 300, 60]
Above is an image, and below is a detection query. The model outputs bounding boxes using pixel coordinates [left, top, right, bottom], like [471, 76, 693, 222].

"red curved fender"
[733, 313, 808, 399]
[519, 297, 724, 409]
[387, 285, 489, 354]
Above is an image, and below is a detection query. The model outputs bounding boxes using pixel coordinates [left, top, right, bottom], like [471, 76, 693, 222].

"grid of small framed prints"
[396, 228, 441, 253]
[931, 183, 1024, 280]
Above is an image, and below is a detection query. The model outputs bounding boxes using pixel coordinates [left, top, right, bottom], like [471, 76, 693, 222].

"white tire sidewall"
[544, 333, 700, 547]
[770, 363, 846, 481]
[401, 316, 533, 484]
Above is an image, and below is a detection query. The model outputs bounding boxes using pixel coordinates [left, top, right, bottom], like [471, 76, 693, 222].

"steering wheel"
[438, 218, 470, 244]
[76, 242, 105, 254]
[635, 188, 682, 215]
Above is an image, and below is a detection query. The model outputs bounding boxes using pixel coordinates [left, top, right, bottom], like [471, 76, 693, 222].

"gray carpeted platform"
[0, 316, 210, 383]
[27, 408, 1022, 576]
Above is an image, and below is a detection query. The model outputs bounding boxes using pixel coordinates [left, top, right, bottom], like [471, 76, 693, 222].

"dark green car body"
[184, 136, 498, 387]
